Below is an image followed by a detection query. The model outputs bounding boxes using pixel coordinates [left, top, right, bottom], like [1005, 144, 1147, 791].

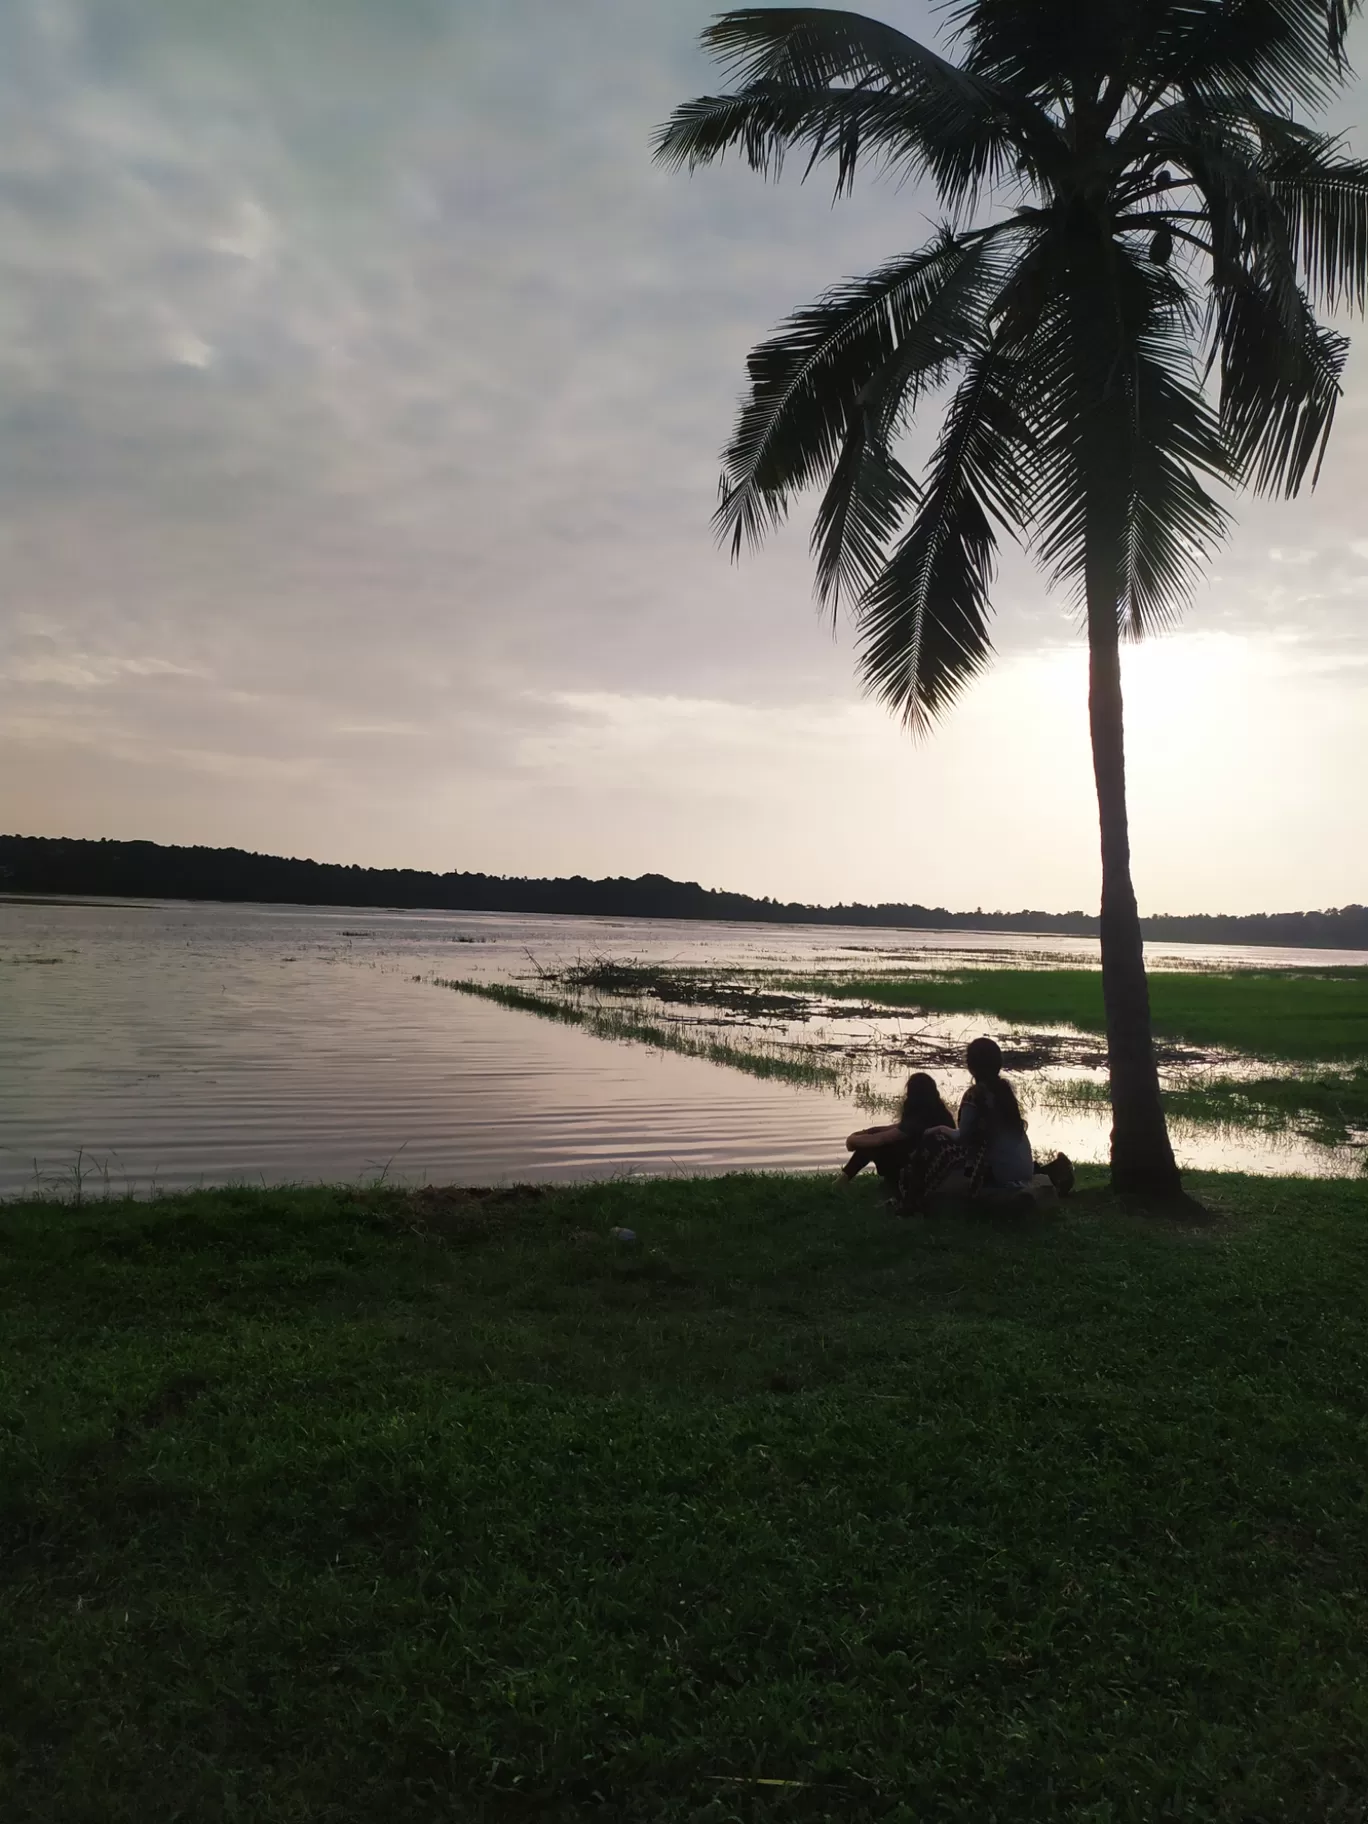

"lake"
[3, 896, 1365, 1197]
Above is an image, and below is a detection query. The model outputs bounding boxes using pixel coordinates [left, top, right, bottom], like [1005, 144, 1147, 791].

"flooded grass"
[1046, 1068, 1368, 1152]
[799, 967, 1368, 1063]
[7, 1172, 1368, 1819]
[459, 958, 1368, 1174]
[528, 959, 1114, 1068]
[426, 975, 863, 1097]
[557, 956, 827, 1021]
[529, 957, 1368, 1064]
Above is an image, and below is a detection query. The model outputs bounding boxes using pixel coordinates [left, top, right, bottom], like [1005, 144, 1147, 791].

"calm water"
[2, 896, 1365, 1196]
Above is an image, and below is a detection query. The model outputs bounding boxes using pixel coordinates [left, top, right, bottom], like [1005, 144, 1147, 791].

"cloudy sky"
[1, 0, 1365, 915]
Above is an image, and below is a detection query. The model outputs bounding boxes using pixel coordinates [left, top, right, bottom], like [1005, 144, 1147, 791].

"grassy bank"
[802, 966, 1368, 1062]
[5, 1173, 1368, 1820]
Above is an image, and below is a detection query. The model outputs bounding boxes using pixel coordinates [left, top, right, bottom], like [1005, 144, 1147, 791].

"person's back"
[954, 1037, 1033, 1187]
[956, 1080, 1034, 1188]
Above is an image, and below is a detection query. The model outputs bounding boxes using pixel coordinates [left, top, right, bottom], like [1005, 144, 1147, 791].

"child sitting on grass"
[842, 1072, 955, 1184]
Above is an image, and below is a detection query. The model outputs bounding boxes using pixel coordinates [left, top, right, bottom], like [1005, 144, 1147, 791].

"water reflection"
[1, 896, 1364, 1196]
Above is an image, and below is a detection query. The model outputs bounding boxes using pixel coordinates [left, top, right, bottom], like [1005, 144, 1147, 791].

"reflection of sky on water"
[1, 897, 1364, 1196]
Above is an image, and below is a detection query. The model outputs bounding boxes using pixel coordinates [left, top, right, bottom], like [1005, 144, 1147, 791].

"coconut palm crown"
[656, 0, 1367, 1194]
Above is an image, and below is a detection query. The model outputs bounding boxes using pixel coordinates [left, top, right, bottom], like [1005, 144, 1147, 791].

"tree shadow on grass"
[1070, 1182, 1226, 1230]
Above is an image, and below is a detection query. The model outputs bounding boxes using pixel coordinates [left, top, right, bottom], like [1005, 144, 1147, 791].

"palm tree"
[656, 1, 1367, 1194]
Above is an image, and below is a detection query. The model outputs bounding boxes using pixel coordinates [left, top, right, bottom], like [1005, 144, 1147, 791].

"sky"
[1, 0, 1365, 916]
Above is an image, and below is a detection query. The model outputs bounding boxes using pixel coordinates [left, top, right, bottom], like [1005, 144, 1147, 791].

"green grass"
[5, 1172, 1368, 1820]
[801, 967, 1368, 1062]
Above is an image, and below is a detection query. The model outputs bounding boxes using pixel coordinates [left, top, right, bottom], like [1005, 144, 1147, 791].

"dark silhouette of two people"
[844, 1037, 1069, 1210]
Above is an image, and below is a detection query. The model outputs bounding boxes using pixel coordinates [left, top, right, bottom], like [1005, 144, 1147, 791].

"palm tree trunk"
[1086, 563, 1182, 1196]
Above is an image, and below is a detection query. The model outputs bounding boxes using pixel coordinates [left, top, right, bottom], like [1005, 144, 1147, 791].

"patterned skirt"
[897, 1132, 989, 1211]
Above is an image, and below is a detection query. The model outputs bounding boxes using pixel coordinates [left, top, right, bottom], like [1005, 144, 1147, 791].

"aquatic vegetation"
[795, 968, 1368, 1063]
[425, 975, 854, 1092]
[536, 959, 1110, 1067]
[427, 963, 1368, 1173]
[557, 956, 820, 1020]
[1044, 1068, 1368, 1152]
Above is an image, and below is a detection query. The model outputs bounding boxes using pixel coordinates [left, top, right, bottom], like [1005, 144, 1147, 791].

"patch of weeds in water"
[558, 955, 817, 1020]
[1044, 1068, 1368, 1152]
[1170, 1071, 1368, 1151]
[559, 957, 675, 995]
[545, 960, 1108, 1070]
[425, 976, 852, 1093]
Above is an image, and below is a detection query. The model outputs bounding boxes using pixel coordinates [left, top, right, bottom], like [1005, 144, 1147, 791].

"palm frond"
[659, 8, 1068, 208]
[1260, 134, 1368, 310]
[811, 434, 919, 613]
[1113, 356, 1234, 635]
[700, 6, 966, 89]
[1327, 0, 1362, 56]
[1160, 0, 1361, 112]
[1214, 271, 1347, 493]
[944, 0, 1131, 105]
[809, 224, 1038, 610]
[654, 85, 947, 195]
[855, 349, 1034, 731]
[1132, 104, 1338, 478]
[713, 231, 981, 557]
[1142, 103, 1304, 318]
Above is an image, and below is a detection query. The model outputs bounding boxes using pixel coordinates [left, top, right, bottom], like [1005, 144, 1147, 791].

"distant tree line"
[2, 834, 1364, 951]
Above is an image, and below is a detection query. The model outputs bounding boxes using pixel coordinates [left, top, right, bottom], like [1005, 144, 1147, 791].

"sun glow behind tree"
[657, 0, 1368, 1191]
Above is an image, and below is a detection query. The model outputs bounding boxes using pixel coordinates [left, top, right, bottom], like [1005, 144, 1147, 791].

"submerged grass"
[427, 975, 853, 1094]
[1045, 1067, 1368, 1151]
[800, 967, 1368, 1063]
[557, 958, 815, 1020]
[431, 971, 1368, 1157]
[5, 1171, 1368, 1820]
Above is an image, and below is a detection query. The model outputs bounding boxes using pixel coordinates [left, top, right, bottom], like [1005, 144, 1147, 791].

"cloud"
[0, 0, 1364, 910]
[2, 639, 204, 689]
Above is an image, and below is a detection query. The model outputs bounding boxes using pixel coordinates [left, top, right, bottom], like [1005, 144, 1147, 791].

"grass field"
[802, 967, 1368, 1062]
[5, 1172, 1368, 1820]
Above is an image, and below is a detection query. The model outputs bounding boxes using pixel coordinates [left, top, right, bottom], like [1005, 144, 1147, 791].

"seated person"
[842, 1072, 955, 1182]
[901, 1037, 1034, 1209]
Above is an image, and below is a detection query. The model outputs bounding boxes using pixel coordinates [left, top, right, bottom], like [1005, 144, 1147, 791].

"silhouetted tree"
[658, 0, 1367, 1193]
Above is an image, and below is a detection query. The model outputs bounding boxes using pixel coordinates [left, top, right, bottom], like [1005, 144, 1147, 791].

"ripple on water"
[1, 897, 1363, 1194]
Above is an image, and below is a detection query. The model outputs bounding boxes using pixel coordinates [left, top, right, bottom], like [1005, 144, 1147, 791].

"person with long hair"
[900, 1037, 1035, 1212]
[841, 1071, 955, 1184]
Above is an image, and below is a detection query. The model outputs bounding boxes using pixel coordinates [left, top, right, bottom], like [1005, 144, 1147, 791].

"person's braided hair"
[964, 1037, 1025, 1136]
